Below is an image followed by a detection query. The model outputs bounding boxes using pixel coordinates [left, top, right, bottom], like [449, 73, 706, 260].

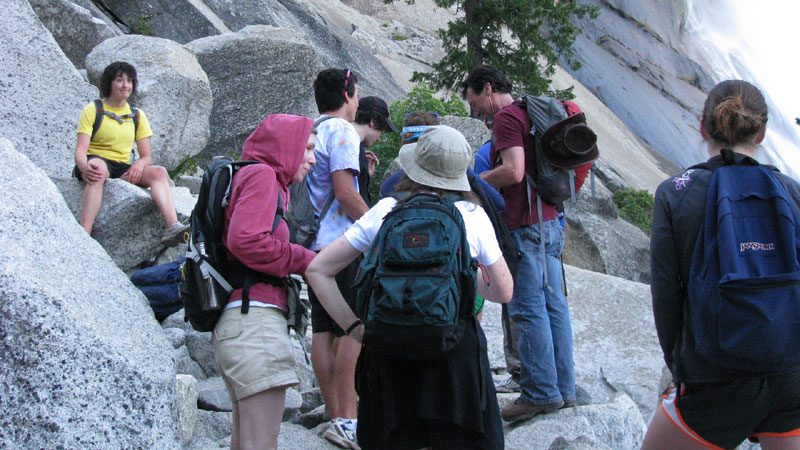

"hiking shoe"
[495, 376, 521, 393]
[561, 399, 577, 409]
[323, 419, 360, 450]
[160, 222, 189, 247]
[501, 397, 564, 423]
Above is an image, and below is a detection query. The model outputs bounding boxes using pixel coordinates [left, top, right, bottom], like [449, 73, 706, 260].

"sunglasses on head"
[404, 112, 440, 119]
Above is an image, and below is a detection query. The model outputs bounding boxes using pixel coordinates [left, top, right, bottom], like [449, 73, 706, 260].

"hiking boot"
[323, 419, 360, 450]
[501, 397, 563, 423]
[495, 376, 521, 393]
[160, 222, 189, 247]
[561, 399, 577, 409]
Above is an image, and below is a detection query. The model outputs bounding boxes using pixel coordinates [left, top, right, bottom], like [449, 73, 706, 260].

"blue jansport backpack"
[353, 193, 477, 359]
[688, 150, 800, 372]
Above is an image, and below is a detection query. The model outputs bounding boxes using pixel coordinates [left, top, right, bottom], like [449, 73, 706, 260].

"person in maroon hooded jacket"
[211, 114, 317, 450]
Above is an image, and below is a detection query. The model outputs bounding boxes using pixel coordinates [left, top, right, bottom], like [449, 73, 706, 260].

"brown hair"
[403, 111, 440, 127]
[394, 173, 481, 206]
[701, 80, 768, 146]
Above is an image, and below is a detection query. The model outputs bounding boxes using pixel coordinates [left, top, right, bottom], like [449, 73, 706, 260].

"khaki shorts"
[212, 306, 299, 402]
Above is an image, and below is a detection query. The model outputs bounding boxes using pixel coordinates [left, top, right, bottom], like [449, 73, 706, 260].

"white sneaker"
[322, 418, 360, 450]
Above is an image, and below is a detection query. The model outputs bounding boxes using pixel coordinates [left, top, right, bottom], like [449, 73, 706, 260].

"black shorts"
[73, 155, 131, 181]
[661, 370, 800, 449]
[309, 255, 362, 336]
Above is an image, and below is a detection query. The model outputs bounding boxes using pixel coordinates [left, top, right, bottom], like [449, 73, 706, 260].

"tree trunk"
[463, 0, 485, 68]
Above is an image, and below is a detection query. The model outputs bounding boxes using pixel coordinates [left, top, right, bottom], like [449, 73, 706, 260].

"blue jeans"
[508, 219, 576, 404]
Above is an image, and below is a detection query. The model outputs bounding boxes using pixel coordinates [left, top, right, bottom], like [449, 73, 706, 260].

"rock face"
[97, 0, 224, 44]
[564, 186, 651, 284]
[85, 35, 213, 172]
[566, 265, 662, 420]
[550, 65, 679, 193]
[503, 393, 646, 450]
[0, 138, 181, 448]
[0, 0, 98, 178]
[187, 26, 323, 161]
[567, 0, 713, 169]
[54, 178, 195, 272]
[28, 0, 121, 68]
[202, 0, 406, 101]
[440, 115, 491, 153]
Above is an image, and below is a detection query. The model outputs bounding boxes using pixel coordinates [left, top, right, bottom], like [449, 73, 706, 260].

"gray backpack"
[286, 116, 334, 248]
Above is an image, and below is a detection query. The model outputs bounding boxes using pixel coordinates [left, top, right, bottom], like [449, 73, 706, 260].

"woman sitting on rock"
[306, 125, 513, 450]
[73, 61, 187, 246]
[644, 80, 800, 449]
[212, 114, 317, 450]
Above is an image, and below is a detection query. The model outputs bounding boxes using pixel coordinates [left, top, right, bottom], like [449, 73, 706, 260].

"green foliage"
[386, 0, 598, 98]
[391, 33, 409, 41]
[613, 188, 655, 235]
[367, 82, 469, 201]
[169, 154, 199, 179]
[128, 16, 155, 36]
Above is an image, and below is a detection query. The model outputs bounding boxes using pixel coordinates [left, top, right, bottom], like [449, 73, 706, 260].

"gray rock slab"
[283, 388, 304, 422]
[176, 374, 199, 444]
[96, 0, 222, 44]
[187, 410, 232, 450]
[163, 309, 192, 332]
[198, 376, 231, 412]
[566, 265, 662, 421]
[504, 393, 645, 450]
[0, 0, 98, 179]
[0, 137, 180, 447]
[177, 175, 202, 194]
[185, 329, 219, 377]
[173, 345, 207, 381]
[565, 1, 709, 170]
[201, 1, 405, 102]
[164, 326, 187, 348]
[563, 188, 652, 284]
[86, 35, 212, 172]
[187, 26, 323, 163]
[54, 177, 191, 272]
[28, 0, 120, 68]
[440, 115, 491, 155]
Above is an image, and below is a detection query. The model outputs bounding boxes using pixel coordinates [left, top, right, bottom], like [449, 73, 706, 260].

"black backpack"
[179, 156, 302, 333]
[468, 173, 521, 278]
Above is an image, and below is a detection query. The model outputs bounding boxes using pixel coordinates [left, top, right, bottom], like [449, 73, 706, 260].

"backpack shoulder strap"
[91, 99, 104, 141]
[130, 106, 140, 136]
[314, 115, 334, 128]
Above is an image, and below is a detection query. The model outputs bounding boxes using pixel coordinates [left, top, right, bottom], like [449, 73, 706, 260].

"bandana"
[401, 125, 430, 142]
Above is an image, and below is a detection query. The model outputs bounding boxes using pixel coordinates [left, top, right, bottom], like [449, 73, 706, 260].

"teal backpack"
[353, 193, 477, 359]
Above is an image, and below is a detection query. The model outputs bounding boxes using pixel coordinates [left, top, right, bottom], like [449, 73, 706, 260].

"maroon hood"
[242, 114, 313, 187]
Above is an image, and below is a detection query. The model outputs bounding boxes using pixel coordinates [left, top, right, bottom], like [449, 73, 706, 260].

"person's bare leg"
[79, 161, 109, 234]
[137, 165, 178, 226]
[312, 331, 339, 417]
[332, 335, 360, 419]
[230, 400, 240, 450]
[759, 436, 800, 450]
[236, 387, 288, 450]
[640, 405, 709, 450]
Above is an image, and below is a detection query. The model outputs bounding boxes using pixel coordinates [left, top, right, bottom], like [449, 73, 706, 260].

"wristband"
[345, 319, 362, 335]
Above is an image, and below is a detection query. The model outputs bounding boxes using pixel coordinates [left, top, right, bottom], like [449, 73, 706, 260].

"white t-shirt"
[344, 196, 503, 266]
[307, 116, 362, 251]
